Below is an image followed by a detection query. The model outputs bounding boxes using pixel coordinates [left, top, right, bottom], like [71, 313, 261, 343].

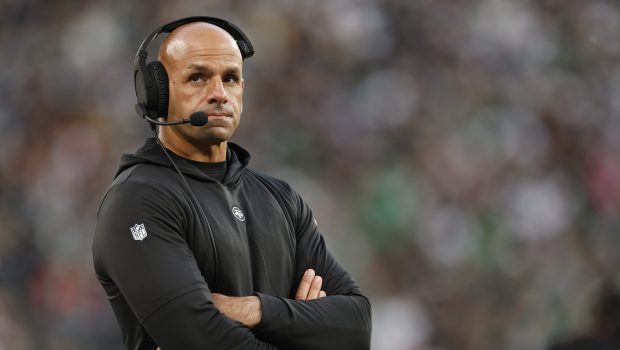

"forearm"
[143, 288, 276, 350]
[212, 293, 262, 328]
[252, 293, 372, 350]
[154, 298, 262, 350]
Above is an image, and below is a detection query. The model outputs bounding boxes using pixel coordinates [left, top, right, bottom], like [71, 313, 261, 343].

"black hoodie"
[92, 138, 372, 350]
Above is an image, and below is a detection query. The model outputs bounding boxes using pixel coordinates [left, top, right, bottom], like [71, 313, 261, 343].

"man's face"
[161, 25, 244, 146]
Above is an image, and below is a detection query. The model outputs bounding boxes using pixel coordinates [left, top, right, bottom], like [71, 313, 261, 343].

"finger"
[319, 290, 326, 298]
[295, 269, 315, 300]
[307, 276, 322, 300]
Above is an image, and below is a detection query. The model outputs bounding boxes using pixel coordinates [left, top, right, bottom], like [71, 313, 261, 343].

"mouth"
[206, 112, 232, 119]
[205, 113, 233, 126]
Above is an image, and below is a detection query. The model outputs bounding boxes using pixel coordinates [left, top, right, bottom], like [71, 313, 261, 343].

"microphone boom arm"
[135, 103, 208, 127]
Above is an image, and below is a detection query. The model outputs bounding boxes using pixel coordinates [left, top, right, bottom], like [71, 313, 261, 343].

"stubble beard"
[179, 120, 236, 148]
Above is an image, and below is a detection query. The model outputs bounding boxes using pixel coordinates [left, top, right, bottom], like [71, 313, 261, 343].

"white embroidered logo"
[232, 206, 245, 222]
[130, 223, 148, 241]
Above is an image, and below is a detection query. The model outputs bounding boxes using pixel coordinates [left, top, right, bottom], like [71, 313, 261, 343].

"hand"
[211, 293, 261, 329]
[295, 269, 327, 300]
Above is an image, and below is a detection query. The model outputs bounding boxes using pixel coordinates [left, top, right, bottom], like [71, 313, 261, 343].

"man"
[92, 19, 372, 349]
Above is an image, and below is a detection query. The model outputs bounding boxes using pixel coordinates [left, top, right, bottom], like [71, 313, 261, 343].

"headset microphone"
[145, 111, 208, 127]
[135, 104, 209, 127]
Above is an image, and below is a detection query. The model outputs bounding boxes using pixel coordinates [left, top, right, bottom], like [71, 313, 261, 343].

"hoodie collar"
[116, 138, 250, 186]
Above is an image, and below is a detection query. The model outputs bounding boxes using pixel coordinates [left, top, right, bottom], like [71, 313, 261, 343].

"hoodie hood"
[116, 138, 250, 186]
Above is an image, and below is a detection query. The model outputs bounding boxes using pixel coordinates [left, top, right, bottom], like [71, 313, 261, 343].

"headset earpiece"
[147, 61, 169, 119]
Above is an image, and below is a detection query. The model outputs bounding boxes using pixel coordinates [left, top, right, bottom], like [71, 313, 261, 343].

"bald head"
[158, 22, 242, 64]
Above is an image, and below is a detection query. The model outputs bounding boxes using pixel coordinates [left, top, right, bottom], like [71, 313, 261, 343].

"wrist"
[243, 295, 261, 328]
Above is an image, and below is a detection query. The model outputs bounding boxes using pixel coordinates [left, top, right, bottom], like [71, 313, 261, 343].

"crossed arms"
[154, 269, 328, 350]
[211, 268, 327, 329]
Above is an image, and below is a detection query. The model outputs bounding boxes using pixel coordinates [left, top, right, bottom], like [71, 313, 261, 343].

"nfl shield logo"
[130, 223, 148, 241]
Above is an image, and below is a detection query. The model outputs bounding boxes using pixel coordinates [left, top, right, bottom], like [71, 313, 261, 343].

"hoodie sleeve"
[93, 180, 276, 350]
[252, 186, 372, 350]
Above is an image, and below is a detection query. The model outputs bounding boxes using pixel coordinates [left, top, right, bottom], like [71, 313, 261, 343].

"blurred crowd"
[1, 0, 619, 349]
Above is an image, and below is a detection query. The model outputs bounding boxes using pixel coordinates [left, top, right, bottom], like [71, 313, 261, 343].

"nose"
[206, 78, 228, 105]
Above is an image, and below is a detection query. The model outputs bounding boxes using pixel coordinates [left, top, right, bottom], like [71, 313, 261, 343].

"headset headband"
[135, 16, 254, 62]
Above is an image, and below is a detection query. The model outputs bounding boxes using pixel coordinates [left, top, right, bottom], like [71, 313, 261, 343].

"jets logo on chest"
[231, 206, 245, 222]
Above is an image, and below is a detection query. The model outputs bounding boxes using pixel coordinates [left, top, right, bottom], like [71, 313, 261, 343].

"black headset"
[133, 16, 254, 121]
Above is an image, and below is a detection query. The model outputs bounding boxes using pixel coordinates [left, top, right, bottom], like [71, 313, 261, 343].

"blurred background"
[1, 0, 620, 349]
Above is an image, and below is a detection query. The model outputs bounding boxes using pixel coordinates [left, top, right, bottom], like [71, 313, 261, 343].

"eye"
[188, 73, 204, 83]
[223, 74, 239, 84]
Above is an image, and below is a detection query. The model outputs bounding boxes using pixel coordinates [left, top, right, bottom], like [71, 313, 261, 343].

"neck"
[158, 128, 227, 163]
